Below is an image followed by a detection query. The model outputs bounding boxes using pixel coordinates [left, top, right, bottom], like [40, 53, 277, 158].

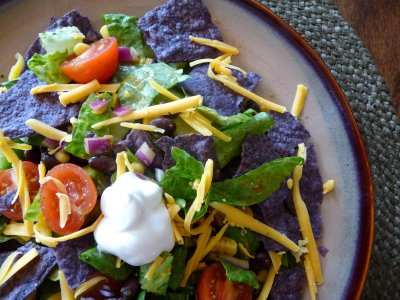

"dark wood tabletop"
[332, 0, 400, 115]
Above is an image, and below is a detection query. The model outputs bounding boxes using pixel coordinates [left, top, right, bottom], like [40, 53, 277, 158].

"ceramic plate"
[0, 0, 373, 299]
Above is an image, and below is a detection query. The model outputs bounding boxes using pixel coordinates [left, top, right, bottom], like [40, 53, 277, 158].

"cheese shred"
[291, 84, 308, 117]
[120, 122, 165, 134]
[145, 256, 165, 280]
[0, 251, 21, 284]
[31, 83, 120, 94]
[210, 202, 300, 252]
[257, 264, 280, 300]
[25, 119, 68, 141]
[323, 179, 335, 195]
[59, 79, 101, 106]
[189, 36, 239, 55]
[148, 78, 180, 101]
[59, 271, 74, 300]
[74, 276, 107, 299]
[8, 53, 24, 81]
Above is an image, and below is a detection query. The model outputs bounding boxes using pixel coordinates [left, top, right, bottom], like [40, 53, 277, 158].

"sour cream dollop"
[94, 172, 175, 266]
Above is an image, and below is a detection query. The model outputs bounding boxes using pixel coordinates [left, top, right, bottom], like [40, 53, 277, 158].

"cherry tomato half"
[197, 263, 252, 300]
[40, 163, 97, 235]
[2, 161, 40, 221]
[61, 37, 119, 83]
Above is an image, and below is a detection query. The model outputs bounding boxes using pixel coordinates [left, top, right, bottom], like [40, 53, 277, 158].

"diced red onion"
[112, 105, 132, 116]
[118, 47, 133, 62]
[42, 137, 59, 149]
[155, 168, 164, 182]
[84, 137, 113, 155]
[135, 142, 155, 166]
[89, 99, 109, 114]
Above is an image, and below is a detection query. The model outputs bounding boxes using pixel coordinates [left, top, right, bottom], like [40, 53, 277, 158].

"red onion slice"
[89, 99, 109, 114]
[84, 137, 113, 155]
[112, 105, 132, 116]
[135, 142, 155, 166]
[118, 47, 133, 62]
[42, 137, 59, 149]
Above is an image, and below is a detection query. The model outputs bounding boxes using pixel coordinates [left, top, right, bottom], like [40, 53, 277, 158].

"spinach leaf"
[0, 79, 19, 90]
[115, 64, 189, 110]
[27, 51, 70, 84]
[208, 157, 304, 206]
[24, 191, 42, 222]
[79, 246, 134, 281]
[160, 147, 204, 199]
[214, 112, 274, 168]
[281, 252, 298, 268]
[65, 93, 112, 159]
[219, 260, 259, 289]
[83, 166, 110, 195]
[139, 252, 173, 295]
[224, 226, 259, 259]
[168, 246, 188, 290]
[196, 106, 255, 130]
[103, 14, 153, 58]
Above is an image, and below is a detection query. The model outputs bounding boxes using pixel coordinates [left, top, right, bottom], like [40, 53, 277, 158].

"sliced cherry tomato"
[40, 163, 97, 235]
[2, 161, 40, 221]
[197, 263, 252, 300]
[61, 37, 118, 83]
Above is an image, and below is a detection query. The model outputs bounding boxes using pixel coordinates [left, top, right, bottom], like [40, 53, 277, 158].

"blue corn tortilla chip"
[0, 190, 17, 214]
[113, 129, 163, 169]
[54, 233, 99, 290]
[24, 9, 100, 63]
[180, 65, 261, 116]
[0, 242, 56, 299]
[267, 112, 311, 157]
[0, 70, 80, 140]
[137, 0, 222, 62]
[156, 134, 220, 179]
[269, 267, 306, 300]
[235, 134, 280, 176]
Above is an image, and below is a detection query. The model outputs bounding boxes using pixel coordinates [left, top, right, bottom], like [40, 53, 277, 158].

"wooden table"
[332, 0, 400, 115]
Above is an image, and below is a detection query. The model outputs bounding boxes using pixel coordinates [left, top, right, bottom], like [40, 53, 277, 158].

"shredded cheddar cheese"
[74, 276, 107, 299]
[120, 122, 165, 134]
[189, 35, 239, 55]
[0, 248, 38, 286]
[59, 271, 74, 300]
[0, 251, 21, 284]
[31, 83, 120, 94]
[257, 264, 281, 300]
[145, 256, 165, 280]
[148, 78, 180, 101]
[25, 119, 68, 141]
[59, 79, 101, 106]
[268, 251, 282, 274]
[8, 53, 24, 81]
[323, 179, 335, 194]
[291, 84, 308, 117]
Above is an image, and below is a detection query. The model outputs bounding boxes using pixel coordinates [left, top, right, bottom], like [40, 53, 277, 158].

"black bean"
[24, 147, 41, 164]
[120, 277, 139, 299]
[88, 156, 117, 174]
[249, 251, 272, 273]
[40, 152, 60, 170]
[150, 117, 176, 136]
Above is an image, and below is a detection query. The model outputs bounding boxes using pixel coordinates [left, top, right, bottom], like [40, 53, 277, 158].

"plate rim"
[235, 0, 374, 298]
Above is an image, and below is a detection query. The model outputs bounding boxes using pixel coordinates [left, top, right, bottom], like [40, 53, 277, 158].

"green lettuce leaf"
[115, 64, 189, 110]
[79, 247, 134, 281]
[64, 93, 112, 159]
[24, 191, 42, 222]
[208, 157, 304, 206]
[281, 252, 299, 268]
[0, 79, 19, 90]
[196, 106, 255, 130]
[83, 166, 110, 195]
[159, 147, 204, 200]
[219, 260, 259, 289]
[39, 26, 84, 55]
[27, 51, 70, 84]
[103, 14, 153, 58]
[224, 226, 259, 259]
[214, 112, 274, 168]
[168, 246, 188, 290]
[139, 252, 173, 295]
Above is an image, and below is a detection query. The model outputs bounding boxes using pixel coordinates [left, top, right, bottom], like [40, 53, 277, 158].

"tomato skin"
[2, 161, 40, 221]
[61, 37, 118, 83]
[197, 263, 252, 300]
[40, 163, 97, 235]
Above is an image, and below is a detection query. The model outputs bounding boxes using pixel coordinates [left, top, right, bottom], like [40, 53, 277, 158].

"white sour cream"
[94, 172, 175, 266]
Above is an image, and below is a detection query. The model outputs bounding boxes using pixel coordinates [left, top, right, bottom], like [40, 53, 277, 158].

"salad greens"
[219, 259, 259, 289]
[103, 14, 154, 59]
[115, 63, 189, 110]
[27, 51, 70, 84]
[23, 192, 42, 222]
[79, 246, 135, 281]
[224, 226, 259, 259]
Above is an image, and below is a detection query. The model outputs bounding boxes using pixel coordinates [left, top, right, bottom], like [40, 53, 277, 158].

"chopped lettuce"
[214, 112, 274, 168]
[139, 252, 173, 295]
[168, 246, 188, 290]
[208, 156, 304, 206]
[0, 151, 11, 170]
[224, 226, 259, 259]
[0, 79, 19, 90]
[281, 252, 299, 268]
[103, 14, 154, 58]
[114, 64, 189, 110]
[24, 191, 42, 222]
[196, 106, 255, 130]
[83, 166, 110, 195]
[219, 260, 259, 289]
[64, 93, 112, 159]
[39, 26, 84, 55]
[79, 246, 134, 281]
[27, 51, 70, 84]
[159, 147, 204, 200]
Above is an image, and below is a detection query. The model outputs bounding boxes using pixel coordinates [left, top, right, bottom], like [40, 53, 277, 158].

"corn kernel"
[55, 151, 70, 163]
[73, 43, 90, 56]
[100, 25, 109, 38]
